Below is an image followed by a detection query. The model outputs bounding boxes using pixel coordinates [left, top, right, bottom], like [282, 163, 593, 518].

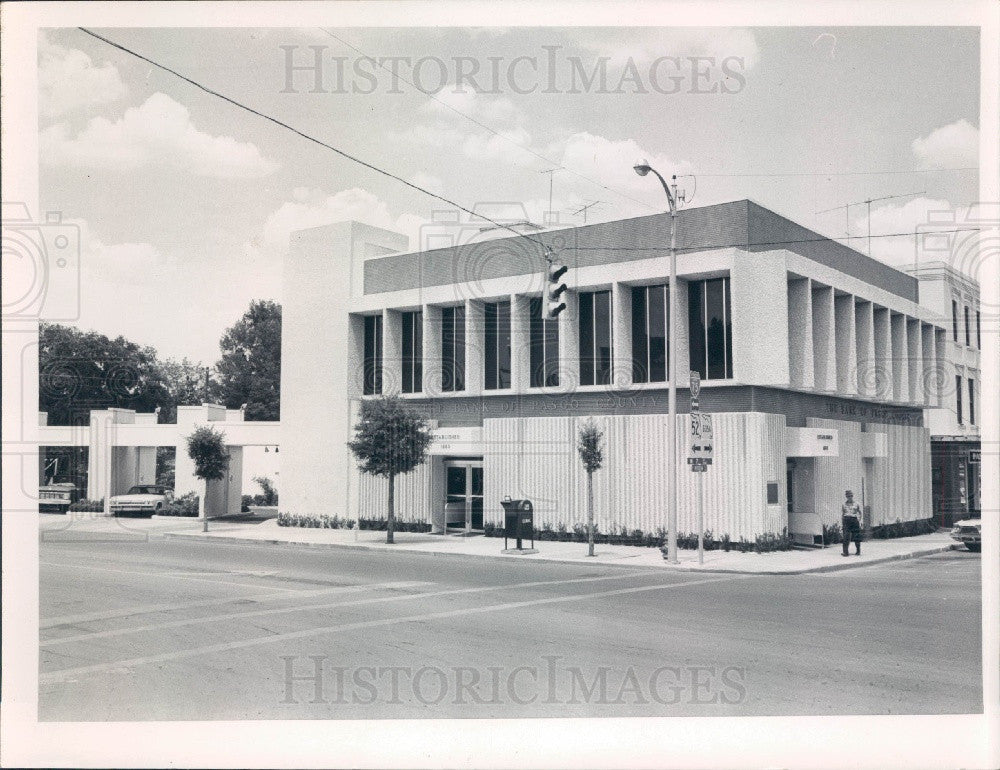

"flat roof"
[363, 199, 919, 302]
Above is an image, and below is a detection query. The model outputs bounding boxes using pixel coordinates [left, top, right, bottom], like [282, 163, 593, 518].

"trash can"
[501, 497, 534, 550]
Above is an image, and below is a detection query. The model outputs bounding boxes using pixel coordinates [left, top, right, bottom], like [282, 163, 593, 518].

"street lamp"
[633, 160, 680, 564]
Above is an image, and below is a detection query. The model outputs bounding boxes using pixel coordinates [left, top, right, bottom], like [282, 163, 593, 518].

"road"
[39, 519, 982, 721]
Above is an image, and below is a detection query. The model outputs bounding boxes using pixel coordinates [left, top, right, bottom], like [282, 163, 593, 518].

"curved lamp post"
[633, 160, 679, 564]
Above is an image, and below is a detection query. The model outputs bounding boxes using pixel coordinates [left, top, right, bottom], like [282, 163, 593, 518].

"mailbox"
[501, 498, 534, 550]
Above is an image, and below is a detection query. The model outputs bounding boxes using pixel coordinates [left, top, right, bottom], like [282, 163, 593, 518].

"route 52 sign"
[688, 413, 714, 464]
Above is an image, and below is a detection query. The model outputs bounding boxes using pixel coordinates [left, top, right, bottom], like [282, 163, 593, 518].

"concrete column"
[510, 294, 532, 392]
[891, 312, 908, 403]
[906, 318, 921, 404]
[873, 307, 892, 401]
[834, 293, 857, 395]
[673, 279, 690, 385]
[788, 278, 814, 388]
[137, 446, 157, 485]
[811, 284, 835, 391]
[730, 253, 788, 385]
[934, 328, 947, 407]
[611, 282, 632, 388]
[920, 323, 935, 406]
[854, 300, 875, 398]
[382, 309, 402, 395]
[465, 299, 485, 396]
[559, 289, 580, 391]
[422, 304, 443, 396]
[346, 314, 365, 397]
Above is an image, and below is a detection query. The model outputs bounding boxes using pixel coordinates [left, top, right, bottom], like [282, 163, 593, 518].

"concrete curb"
[161, 530, 958, 575]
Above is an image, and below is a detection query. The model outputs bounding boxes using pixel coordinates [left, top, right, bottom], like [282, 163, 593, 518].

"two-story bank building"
[280, 200, 948, 545]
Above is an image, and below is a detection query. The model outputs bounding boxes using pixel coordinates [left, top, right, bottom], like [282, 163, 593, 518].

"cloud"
[258, 187, 426, 254]
[40, 92, 280, 178]
[911, 119, 978, 169]
[577, 27, 760, 70]
[398, 88, 535, 165]
[557, 132, 693, 212]
[39, 31, 126, 117]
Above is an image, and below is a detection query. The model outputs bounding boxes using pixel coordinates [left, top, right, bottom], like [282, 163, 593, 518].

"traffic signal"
[546, 260, 568, 319]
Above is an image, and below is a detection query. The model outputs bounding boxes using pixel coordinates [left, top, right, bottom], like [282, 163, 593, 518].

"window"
[969, 378, 975, 425]
[952, 300, 959, 342]
[976, 310, 981, 349]
[441, 306, 465, 392]
[363, 314, 383, 395]
[688, 277, 733, 380]
[529, 297, 559, 387]
[631, 284, 668, 383]
[955, 374, 963, 424]
[401, 311, 422, 394]
[579, 290, 613, 385]
[484, 301, 511, 390]
[964, 305, 971, 347]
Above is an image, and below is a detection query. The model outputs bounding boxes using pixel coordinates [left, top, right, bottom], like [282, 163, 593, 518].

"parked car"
[110, 485, 174, 516]
[39, 481, 81, 513]
[950, 517, 981, 552]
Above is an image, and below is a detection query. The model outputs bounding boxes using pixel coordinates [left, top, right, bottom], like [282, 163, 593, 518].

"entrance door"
[443, 459, 483, 532]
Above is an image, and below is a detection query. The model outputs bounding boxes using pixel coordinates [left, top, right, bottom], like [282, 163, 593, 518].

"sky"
[39, 25, 980, 364]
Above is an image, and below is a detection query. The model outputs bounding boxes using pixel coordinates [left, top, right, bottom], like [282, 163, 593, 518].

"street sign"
[689, 412, 713, 464]
[689, 371, 701, 401]
[690, 462, 708, 472]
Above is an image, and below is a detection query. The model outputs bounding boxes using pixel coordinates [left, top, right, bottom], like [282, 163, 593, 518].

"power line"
[76, 27, 551, 252]
[317, 28, 662, 213]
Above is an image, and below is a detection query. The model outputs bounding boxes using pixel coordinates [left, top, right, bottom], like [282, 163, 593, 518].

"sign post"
[688, 371, 713, 564]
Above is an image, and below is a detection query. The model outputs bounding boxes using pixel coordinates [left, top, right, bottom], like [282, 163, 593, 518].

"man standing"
[842, 490, 863, 556]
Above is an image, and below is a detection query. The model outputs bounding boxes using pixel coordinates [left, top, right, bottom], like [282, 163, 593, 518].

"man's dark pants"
[842, 517, 861, 555]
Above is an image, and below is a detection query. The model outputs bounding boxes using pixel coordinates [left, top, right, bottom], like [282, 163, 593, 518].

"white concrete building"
[906, 260, 981, 524]
[281, 200, 947, 542]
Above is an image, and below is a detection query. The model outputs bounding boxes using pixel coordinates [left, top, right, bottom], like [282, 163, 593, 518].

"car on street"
[39, 481, 81, 513]
[110, 485, 174, 516]
[950, 517, 981, 552]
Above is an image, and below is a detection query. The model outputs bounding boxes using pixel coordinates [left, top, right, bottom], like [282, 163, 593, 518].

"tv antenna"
[572, 200, 602, 224]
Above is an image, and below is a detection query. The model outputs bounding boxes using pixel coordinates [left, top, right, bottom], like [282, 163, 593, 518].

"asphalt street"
[39, 522, 982, 720]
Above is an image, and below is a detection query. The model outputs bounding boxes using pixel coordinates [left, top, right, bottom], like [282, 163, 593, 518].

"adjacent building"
[280, 200, 948, 542]
[906, 260, 981, 525]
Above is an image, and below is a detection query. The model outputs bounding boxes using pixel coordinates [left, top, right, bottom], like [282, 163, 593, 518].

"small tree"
[253, 475, 278, 506]
[577, 419, 604, 557]
[347, 396, 433, 544]
[186, 425, 229, 531]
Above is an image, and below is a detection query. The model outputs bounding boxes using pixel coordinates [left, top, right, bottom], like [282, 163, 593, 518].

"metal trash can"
[501, 497, 534, 550]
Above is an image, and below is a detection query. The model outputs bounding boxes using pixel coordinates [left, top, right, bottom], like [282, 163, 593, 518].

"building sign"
[969, 449, 981, 463]
[428, 426, 485, 455]
[786, 427, 840, 457]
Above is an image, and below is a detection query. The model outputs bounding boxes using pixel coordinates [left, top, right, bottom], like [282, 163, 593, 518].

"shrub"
[68, 498, 104, 512]
[871, 517, 937, 539]
[160, 492, 199, 517]
[241, 494, 253, 513]
[278, 513, 431, 532]
[822, 522, 842, 546]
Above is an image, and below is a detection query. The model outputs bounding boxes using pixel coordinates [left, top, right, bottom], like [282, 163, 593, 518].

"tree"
[186, 425, 229, 531]
[214, 300, 281, 421]
[39, 323, 173, 425]
[347, 396, 433, 544]
[577, 419, 604, 557]
[39, 323, 208, 425]
[253, 475, 278, 506]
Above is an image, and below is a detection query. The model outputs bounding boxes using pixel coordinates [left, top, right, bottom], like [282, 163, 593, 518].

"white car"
[110, 485, 173, 516]
[950, 518, 981, 552]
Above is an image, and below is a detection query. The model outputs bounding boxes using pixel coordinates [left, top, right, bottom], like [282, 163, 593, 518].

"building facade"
[906, 260, 981, 526]
[280, 200, 946, 542]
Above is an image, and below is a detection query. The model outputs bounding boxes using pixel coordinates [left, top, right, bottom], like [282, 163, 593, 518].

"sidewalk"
[161, 518, 959, 574]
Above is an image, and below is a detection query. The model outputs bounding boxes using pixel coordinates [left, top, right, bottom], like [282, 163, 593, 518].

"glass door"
[443, 459, 483, 533]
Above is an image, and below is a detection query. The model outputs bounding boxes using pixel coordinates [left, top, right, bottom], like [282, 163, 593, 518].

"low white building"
[280, 200, 947, 542]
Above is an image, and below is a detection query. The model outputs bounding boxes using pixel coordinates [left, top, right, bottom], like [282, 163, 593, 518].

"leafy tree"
[157, 357, 210, 422]
[39, 323, 173, 425]
[186, 425, 229, 529]
[214, 300, 281, 421]
[347, 396, 433, 544]
[577, 419, 604, 557]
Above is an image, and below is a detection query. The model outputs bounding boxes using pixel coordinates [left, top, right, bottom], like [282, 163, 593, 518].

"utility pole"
[203, 367, 210, 403]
